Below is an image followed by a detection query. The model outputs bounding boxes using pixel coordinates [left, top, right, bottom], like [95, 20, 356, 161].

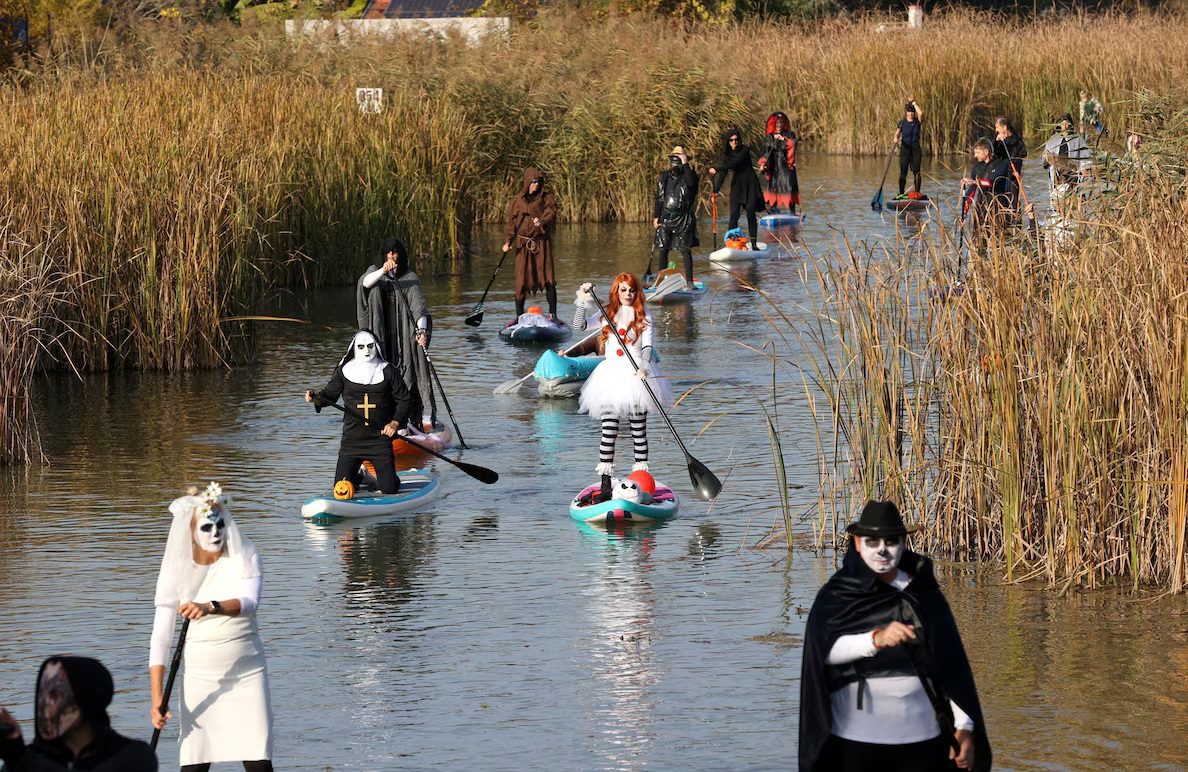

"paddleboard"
[886, 195, 931, 212]
[643, 279, 707, 303]
[759, 212, 804, 229]
[569, 481, 679, 524]
[392, 422, 452, 456]
[499, 312, 571, 344]
[302, 468, 441, 521]
[709, 241, 772, 262]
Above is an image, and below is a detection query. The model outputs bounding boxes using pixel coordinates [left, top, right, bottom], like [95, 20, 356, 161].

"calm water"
[2, 156, 1186, 771]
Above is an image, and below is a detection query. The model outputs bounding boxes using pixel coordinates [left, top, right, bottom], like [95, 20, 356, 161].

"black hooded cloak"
[356, 237, 436, 425]
[799, 546, 992, 772]
[0, 656, 157, 771]
[712, 127, 766, 213]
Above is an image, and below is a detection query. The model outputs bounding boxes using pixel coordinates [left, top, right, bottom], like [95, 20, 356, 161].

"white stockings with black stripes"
[596, 412, 649, 477]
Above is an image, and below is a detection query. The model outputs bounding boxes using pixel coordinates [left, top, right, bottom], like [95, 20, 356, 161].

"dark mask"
[669, 156, 682, 168]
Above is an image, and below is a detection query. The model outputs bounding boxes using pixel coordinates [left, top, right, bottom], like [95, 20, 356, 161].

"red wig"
[601, 272, 647, 349]
[766, 111, 791, 135]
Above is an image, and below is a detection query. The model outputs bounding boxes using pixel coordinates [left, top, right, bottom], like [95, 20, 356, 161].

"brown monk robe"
[502, 166, 560, 321]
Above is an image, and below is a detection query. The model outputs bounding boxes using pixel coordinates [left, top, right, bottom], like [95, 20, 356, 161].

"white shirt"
[825, 569, 975, 744]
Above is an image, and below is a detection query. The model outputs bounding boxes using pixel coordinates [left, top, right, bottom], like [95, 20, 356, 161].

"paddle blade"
[455, 459, 500, 485]
[647, 273, 686, 302]
[871, 192, 884, 212]
[687, 456, 722, 501]
[493, 376, 528, 395]
[464, 307, 484, 327]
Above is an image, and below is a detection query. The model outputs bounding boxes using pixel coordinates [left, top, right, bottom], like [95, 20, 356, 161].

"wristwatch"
[209, 600, 223, 615]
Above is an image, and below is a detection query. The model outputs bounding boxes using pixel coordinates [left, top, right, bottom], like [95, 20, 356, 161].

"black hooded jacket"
[799, 547, 991, 771]
[711, 128, 766, 213]
[0, 657, 157, 771]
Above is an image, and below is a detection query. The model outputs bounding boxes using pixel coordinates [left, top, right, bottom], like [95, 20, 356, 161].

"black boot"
[599, 474, 612, 502]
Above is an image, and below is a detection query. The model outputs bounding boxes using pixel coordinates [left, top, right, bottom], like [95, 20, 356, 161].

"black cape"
[653, 164, 700, 249]
[799, 546, 992, 771]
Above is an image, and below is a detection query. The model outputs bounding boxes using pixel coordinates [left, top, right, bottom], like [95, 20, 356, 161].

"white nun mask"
[856, 535, 905, 575]
[340, 330, 388, 385]
[155, 482, 259, 609]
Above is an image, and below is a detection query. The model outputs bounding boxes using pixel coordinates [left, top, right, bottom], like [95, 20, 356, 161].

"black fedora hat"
[845, 500, 921, 537]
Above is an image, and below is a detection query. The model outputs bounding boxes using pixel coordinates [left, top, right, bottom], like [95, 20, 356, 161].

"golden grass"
[3, 10, 1188, 463]
[795, 158, 1188, 591]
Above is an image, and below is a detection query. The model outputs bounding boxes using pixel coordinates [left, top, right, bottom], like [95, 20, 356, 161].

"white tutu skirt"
[579, 356, 673, 419]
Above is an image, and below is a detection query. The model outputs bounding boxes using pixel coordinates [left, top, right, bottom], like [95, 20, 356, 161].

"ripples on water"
[2, 157, 1186, 770]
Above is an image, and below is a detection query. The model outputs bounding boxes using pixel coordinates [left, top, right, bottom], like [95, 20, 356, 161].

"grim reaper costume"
[150, 484, 274, 770]
[357, 237, 435, 430]
[799, 501, 992, 772]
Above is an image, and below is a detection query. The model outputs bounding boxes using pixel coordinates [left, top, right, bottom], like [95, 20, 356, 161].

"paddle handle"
[150, 617, 190, 751]
[587, 291, 697, 463]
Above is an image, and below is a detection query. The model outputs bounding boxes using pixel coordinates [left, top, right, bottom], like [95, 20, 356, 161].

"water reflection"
[575, 521, 663, 770]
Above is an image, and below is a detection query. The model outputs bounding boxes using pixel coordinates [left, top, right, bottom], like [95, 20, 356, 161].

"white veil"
[153, 483, 259, 609]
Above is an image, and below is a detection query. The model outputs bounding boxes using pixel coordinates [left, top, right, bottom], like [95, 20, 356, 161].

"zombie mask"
[193, 508, 226, 554]
[857, 535, 904, 575]
[37, 661, 82, 741]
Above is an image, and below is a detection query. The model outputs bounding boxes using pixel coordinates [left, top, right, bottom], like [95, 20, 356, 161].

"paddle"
[492, 273, 686, 396]
[955, 183, 978, 282]
[642, 225, 661, 280]
[871, 142, 897, 212]
[309, 393, 498, 484]
[398, 303, 468, 449]
[150, 618, 190, 751]
[464, 212, 529, 327]
[587, 288, 721, 501]
[711, 191, 719, 249]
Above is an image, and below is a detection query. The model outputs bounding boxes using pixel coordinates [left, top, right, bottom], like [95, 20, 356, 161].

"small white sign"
[355, 87, 383, 114]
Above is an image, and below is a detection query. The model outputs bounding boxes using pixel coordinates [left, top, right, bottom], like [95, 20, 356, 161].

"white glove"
[575, 282, 595, 306]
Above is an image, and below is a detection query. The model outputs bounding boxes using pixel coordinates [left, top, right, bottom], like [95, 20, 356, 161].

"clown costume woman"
[571, 273, 672, 488]
[149, 483, 274, 772]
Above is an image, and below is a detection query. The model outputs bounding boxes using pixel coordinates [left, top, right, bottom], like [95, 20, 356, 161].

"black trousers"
[898, 142, 923, 195]
[335, 448, 400, 494]
[182, 763, 273, 772]
[728, 199, 759, 238]
[817, 734, 956, 772]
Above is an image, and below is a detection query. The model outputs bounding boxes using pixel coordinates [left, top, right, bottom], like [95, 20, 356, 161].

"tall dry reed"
[793, 159, 1188, 591]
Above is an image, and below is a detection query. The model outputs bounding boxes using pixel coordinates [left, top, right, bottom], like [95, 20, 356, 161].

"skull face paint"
[193, 509, 226, 554]
[353, 332, 379, 365]
[36, 661, 82, 741]
[857, 535, 905, 575]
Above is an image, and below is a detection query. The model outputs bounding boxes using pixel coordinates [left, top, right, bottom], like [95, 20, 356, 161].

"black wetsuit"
[314, 363, 412, 494]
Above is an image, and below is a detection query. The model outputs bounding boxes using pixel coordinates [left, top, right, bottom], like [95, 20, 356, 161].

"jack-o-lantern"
[333, 480, 355, 500]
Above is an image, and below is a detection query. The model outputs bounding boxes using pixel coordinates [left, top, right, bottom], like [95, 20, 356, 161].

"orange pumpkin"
[333, 480, 355, 500]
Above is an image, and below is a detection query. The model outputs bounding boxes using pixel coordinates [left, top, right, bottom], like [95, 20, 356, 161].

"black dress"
[712, 129, 766, 234]
[314, 363, 412, 493]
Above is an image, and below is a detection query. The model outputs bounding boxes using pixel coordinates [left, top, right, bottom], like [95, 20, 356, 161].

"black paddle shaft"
[466, 211, 530, 326]
[397, 298, 468, 449]
[308, 393, 497, 484]
[150, 617, 190, 750]
[588, 291, 721, 500]
[871, 143, 898, 211]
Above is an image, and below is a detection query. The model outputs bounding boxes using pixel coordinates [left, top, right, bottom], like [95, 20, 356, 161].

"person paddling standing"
[708, 128, 766, 250]
[894, 98, 924, 196]
[799, 501, 992, 772]
[502, 167, 560, 322]
[574, 274, 672, 495]
[149, 483, 275, 772]
[653, 147, 700, 285]
[757, 112, 800, 215]
[992, 115, 1028, 212]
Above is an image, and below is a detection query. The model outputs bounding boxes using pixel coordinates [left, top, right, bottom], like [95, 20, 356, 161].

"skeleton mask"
[857, 535, 904, 575]
[193, 508, 226, 554]
[353, 331, 379, 365]
[37, 661, 82, 741]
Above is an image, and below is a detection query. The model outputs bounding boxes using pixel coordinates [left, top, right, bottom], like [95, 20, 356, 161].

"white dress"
[578, 306, 672, 418]
[180, 553, 274, 765]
